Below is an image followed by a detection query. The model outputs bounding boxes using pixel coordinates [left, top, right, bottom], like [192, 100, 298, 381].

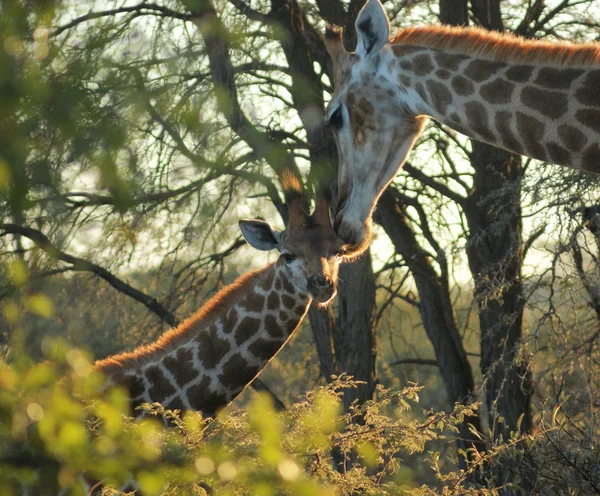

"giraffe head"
[239, 182, 346, 306]
[325, 0, 427, 255]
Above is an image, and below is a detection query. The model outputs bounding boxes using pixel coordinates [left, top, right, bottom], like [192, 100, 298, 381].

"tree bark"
[375, 190, 486, 469]
[437, 0, 533, 489]
[465, 141, 533, 492]
[309, 252, 377, 410]
[335, 253, 378, 412]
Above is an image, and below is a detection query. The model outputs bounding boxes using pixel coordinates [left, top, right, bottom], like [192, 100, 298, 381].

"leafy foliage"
[0, 338, 477, 496]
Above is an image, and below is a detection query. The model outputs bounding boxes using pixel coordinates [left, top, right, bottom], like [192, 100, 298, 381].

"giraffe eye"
[281, 253, 296, 264]
[328, 106, 343, 131]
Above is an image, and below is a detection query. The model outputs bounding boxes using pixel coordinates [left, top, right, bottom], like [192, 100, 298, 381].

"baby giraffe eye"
[328, 106, 344, 131]
[281, 253, 296, 264]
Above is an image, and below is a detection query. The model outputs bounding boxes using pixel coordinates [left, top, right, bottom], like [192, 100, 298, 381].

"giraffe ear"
[355, 0, 389, 57]
[239, 220, 282, 251]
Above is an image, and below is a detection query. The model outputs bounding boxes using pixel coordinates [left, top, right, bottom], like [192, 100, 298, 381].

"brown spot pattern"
[516, 112, 547, 161]
[535, 68, 584, 89]
[265, 315, 284, 339]
[235, 316, 261, 345]
[146, 366, 176, 400]
[546, 142, 571, 165]
[123, 374, 145, 400]
[426, 80, 453, 114]
[412, 54, 434, 76]
[259, 269, 275, 292]
[494, 111, 523, 153]
[248, 339, 284, 361]
[219, 353, 259, 391]
[505, 65, 534, 82]
[451, 75, 474, 96]
[266, 292, 280, 310]
[480, 79, 515, 104]
[521, 86, 568, 119]
[464, 60, 504, 82]
[575, 70, 600, 107]
[240, 291, 265, 312]
[391, 45, 426, 57]
[465, 101, 494, 142]
[196, 327, 231, 369]
[222, 309, 238, 333]
[284, 318, 301, 335]
[165, 396, 185, 412]
[281, 294, 295, 309]
[558, 123, 587, 152]
[294, 304, 307, 317]
[582, 144, 600, 172]
[187, 377, 225, 416]
[434, 52, 468, 70]
[436, 69, 451, 80]
[279, 274, 295, 294]
[575, 108, 600, 132]
[399, 75, 411, 87]
[163, 348, 196, 387]
[415, 82, 428, 102]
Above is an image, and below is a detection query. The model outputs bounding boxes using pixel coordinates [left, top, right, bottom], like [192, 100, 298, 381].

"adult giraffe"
[325, 0, 600, 254]
[94, 176, 347, 420]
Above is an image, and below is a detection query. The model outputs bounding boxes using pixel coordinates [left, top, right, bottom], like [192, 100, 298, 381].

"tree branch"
[0, 223, 178, 327]
[389, 358, 439, 367]
[52, 2, 191, 37]
[403, 162, 467, 207]
[188, 1, 302, 186]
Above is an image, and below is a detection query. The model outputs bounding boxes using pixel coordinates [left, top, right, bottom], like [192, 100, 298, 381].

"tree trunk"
[309, 252, 377, 409]
[435, 0, 534, 489]
[464, 142, 534, 492]
[336, 253, 378, 412]
[309, 252, 377, 472]
[375, 190, 486, 470]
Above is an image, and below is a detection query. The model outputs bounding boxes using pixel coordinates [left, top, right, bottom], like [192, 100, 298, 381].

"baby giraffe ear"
[355, 0, 390, 57]
[239, 220, 283, 251]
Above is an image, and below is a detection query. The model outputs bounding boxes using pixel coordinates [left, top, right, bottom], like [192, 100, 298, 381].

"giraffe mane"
[391, 25, 600, 67]
[94, 264, 274, 374]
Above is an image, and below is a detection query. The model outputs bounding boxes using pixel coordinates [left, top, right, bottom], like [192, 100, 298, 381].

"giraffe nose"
[308, 274, 336, 303]
[308, 274, 332, 289]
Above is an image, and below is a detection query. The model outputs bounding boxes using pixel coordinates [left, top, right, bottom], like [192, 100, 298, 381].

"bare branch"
[0, 223, 178, 327]
[189, 1, 302, 186]
[52, 2, 191, 37]
[403, 163, 467, 207]
[389, 358, 438, 367]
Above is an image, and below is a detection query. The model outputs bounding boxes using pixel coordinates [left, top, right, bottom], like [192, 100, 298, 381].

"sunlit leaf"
[25, 293, 55, 318]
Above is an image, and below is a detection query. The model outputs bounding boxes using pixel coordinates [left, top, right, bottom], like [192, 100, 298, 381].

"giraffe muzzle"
[334, 216, 373, 257]
[308, 274, 337, 304]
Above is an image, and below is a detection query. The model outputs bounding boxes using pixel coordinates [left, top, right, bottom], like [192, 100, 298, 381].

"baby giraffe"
[94, 178, 346, 419]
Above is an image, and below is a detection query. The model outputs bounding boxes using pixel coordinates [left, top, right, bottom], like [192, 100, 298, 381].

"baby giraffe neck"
[94, 262, 311, 419]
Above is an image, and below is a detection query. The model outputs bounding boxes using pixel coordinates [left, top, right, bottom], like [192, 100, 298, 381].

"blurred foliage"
[1, 0, 600, 494]
[2, 272, 598, 495]
[0, 335, 476, 495]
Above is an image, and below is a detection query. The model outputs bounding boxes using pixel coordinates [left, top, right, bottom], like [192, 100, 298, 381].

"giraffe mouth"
[311, 286, 337, 306]
[334, 217, 372, 258]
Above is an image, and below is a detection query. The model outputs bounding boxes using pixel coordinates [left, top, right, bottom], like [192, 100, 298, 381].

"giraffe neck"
[386, 42, 600, 173]
[94, 262, 310, 419]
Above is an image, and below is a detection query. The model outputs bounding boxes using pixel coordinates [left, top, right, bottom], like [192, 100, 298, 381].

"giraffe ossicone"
[94, 181, 346, 421]
[325, 0, 600, 255]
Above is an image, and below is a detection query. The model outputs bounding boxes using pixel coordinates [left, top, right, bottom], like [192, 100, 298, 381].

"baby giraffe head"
[239, 178, 348, 306]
